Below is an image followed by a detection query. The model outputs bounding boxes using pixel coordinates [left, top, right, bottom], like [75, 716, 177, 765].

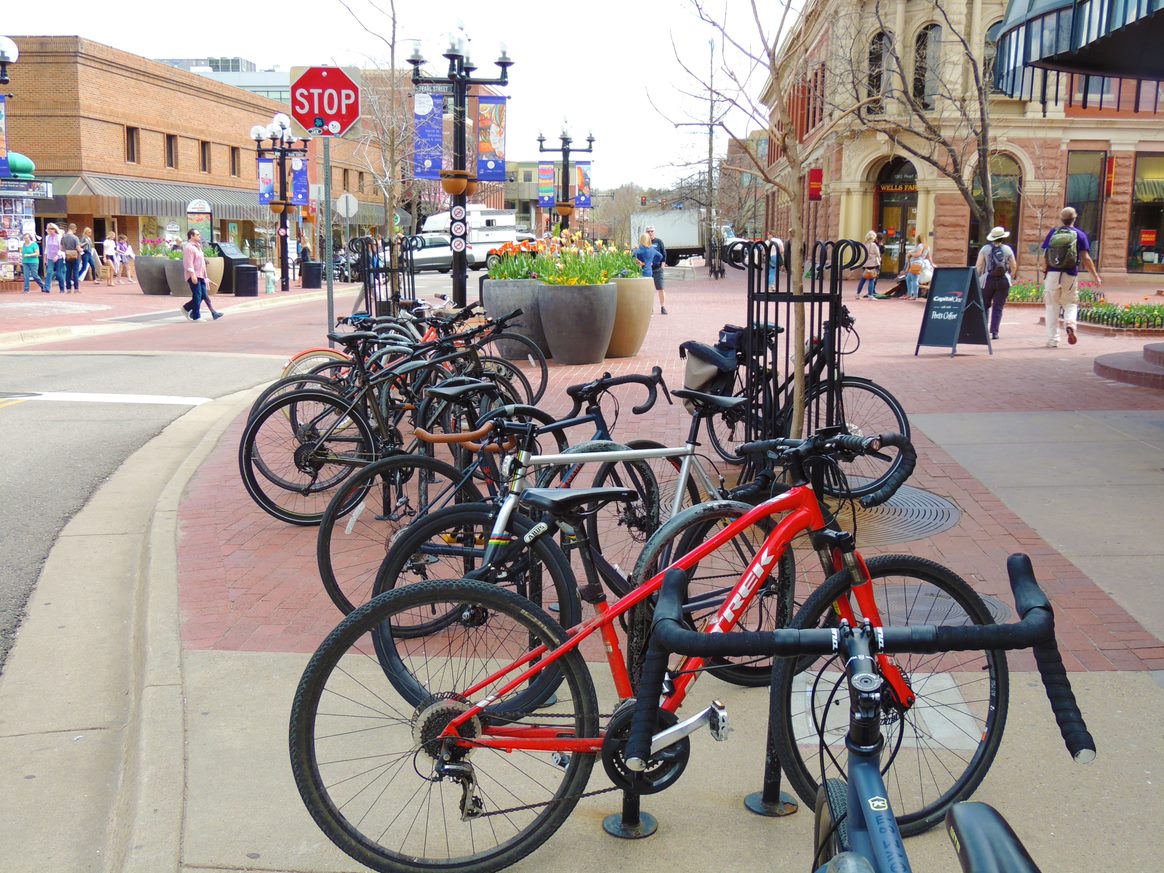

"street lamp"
[0, 36, 17, 86]
[537, 123, 594, 232]
[408, 31, 512, 306]
[251, 113, 308, 293]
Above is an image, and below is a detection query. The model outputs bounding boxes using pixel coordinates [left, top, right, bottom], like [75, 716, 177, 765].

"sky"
[5, 0, 776, 189]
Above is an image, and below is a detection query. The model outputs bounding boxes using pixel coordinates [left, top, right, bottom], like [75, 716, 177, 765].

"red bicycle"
[289, 431, 1007, 873]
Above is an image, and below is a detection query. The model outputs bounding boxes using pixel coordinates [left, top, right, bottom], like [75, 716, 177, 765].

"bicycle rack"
[353, 235, 416, 317]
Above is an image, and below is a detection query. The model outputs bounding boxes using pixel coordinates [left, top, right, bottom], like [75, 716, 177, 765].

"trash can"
[301, 261, 322, 289]
[235, 264, 259, 297]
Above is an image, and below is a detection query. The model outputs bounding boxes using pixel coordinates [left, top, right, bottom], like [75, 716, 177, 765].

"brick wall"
[933, 193, 971, 266]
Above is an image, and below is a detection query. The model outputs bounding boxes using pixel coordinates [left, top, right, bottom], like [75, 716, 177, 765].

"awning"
[38, 174, 271, 221]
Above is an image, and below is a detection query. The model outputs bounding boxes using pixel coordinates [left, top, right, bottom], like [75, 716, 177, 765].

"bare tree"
[1020, 138, 1060, 282]
[591, 183, 645, 246]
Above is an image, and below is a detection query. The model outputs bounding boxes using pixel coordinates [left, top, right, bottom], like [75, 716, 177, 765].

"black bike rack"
[353, 235, 416, 317]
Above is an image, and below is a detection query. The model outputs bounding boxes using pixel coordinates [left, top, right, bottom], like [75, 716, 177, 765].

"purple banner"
[476, 96, 506, 182]
[575, 162, 591, 208]
[0, 96, 9, 179]
[257, 157, 275, 204]
[537, 162, 554, 207]
[290, 157, 309, 205]
[413, 93, 443, 180]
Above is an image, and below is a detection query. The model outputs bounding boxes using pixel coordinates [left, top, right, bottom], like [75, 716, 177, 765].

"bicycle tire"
[770, 554, 1009, 836]
[478, 354, 535, 405]
[478, 332, 548, 403]
[813, 778, 852, 866]
[620, 438, 702, 523]
[239, 389, 377, 526]
[704, 374, 752, 465]
[280, 347, 350, 380]
[289, 580, 598, 873]
[248, 372, 349, 422]
[317, 453, 486, 615]
[371, 503, 583, 638]
[799, 377, 910, 499]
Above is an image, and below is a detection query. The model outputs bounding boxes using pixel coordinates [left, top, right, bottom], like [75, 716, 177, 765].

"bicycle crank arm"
[650, 701, 730, 755]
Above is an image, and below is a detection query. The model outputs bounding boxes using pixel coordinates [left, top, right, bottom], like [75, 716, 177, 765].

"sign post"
[914, 267, 993, 356]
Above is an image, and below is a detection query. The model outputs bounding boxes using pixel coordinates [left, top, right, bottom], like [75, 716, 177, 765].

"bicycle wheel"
[621, 439, 701, 523]
[800, 377, 910, 498]
[248, 372, 350, 422]
[813, 779, 852, 866]
[317, 454, 486, 615]
[290, 580, 598, 873]
[630, 500, 798, 687]
[478, 355, 535, 405]
[478, 332, 548, 403]
[239, 390, 376, 526]
[770, 554, 1009, 836]
[280, 347, 350, 380]
[704, 375, 753, 465]
[371, 503, 583, 636]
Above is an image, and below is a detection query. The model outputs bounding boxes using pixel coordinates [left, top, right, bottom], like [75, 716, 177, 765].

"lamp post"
[537, 125, 593, 232]
[408, 31, 512, 307]
[250, 113, 308, 293]
[0, 36, 18, 86]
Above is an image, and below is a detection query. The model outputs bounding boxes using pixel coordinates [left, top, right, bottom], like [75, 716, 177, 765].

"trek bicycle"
[287, 431, 1008, 873]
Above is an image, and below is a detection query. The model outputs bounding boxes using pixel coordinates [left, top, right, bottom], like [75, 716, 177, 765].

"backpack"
[1046, 227, 1079, 271]
[987, 244, 1008, 278]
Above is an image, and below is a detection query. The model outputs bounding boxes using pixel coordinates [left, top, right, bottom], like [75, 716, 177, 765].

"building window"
[913, 24, 942, 110]
[970, 153, 1023, 248]
[867, 32, 890, 114]
[165, 134, 178, 169]
[523, 170, 533, 183]
[200, 141, 211, 173]
[343, 169, 350, 191]
[358, 172, 365, 193]
[1066, 151, 1106, 263]
[125, 127, 139, 164]
[1128, 154, 1164, 272]
[984, 21, 1004, 93]
[230, 146, 240, 177]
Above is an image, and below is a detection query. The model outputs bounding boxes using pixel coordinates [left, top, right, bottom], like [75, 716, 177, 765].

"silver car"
[408, 233, 484, 273]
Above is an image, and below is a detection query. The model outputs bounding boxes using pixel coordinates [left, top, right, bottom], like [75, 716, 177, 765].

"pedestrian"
[905, 233, 930, 300]
[180, 229, 222, 321]
[20, 232, 48, 293]
[102, 233, 118, 286]
[854, 230, 881, 299]
[1041, 206, 1102, 347]
[633, 231, 663, 282]
[60, 223, 83, 292]
[43, 223, 65, 291]
[974, 226, 1018, 340]
[117, 234, 136, 285]
[78, 227, 98, 282]
[646, 225, 667, 314]
[767, 236, 784, 287]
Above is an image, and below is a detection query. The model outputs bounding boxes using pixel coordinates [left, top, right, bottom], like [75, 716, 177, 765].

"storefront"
[1128, 154, 1164, 272]
[0, 155, 53, 288]
[970, 153, 1023, 262]
[1066, 151, 1106, 263]
[874, 158, 918, 275]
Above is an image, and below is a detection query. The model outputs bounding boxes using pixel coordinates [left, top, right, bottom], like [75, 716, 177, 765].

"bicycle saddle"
[326, 330, 379, 347]
[679, 340, 737, 372]
[425, 379, 497, 402]
[519, 487, 640, 515]
[945, 802, 1042, 873]
[671, 388, 748, 412]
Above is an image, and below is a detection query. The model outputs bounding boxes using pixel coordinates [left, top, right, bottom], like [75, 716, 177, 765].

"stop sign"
[290, 66, 362, 137]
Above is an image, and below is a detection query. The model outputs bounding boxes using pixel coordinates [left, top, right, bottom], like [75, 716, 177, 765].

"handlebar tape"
[858, 433, 918, 508]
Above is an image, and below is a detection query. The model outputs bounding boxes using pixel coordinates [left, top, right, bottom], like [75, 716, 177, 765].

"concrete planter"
[606, 276, 655, 358]
[165, 259, 190, 297]
[481, 278, 551, 358]
[136, 256, 172, 295]
[205, 257, 224, 295]
[539, 282, 617, 365]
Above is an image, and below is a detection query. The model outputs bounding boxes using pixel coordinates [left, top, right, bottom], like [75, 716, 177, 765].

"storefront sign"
[808, 167, 823, 201]
[915, 268, 992, 357]
[0, 178, 53, 198]
[187, 200, 212, 242]
[1140, 229, 1157, 247]
[878, 182, 917, 193]
[1105, 156, 1116, 198]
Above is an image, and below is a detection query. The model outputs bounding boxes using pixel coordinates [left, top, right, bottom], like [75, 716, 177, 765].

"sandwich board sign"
[914, 267, 993, 356]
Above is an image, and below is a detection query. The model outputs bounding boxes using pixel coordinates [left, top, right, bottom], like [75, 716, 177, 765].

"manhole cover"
[824, 482, 961, 548]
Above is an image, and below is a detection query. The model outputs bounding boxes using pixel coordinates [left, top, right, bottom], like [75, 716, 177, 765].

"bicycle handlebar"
[625, 553, 1095, 771]
[564, 366, 665, 418]
[855, 432, 916, 508]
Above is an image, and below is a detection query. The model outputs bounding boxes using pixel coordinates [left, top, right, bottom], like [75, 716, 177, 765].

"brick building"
[761, 0, 1164, 279]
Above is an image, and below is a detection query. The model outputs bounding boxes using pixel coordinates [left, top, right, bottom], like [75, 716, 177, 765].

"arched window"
[970, 153, 1023, 248]
[913, 24, 942, 109]
[868, 32, 890, 114]
[984, 21, 1004, 93]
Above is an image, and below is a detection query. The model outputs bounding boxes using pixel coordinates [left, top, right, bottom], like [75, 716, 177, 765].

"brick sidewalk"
[174, 271, 1164, 669]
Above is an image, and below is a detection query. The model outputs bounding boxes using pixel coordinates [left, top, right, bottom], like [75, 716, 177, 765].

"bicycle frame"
[441, 480, 911, 751]
[833, 753, 912, 873]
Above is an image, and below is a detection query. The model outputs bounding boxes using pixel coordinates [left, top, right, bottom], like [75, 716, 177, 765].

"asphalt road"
[0, 351, 279, 672]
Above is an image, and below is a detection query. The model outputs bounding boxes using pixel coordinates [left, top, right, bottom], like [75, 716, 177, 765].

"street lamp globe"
[250, 124, 266, 142]
[0, 35, 18, 85]
[272, 112, 291, 131]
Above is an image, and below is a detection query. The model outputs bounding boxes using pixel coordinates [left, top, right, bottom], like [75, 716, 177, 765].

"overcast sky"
[7, 0, 775, 188]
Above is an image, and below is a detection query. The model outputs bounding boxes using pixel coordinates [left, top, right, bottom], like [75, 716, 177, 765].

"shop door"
[877, 203, 917, 275]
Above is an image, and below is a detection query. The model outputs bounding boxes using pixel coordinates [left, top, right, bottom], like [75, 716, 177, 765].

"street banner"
[808, 167, 823, 201]
[575, 162, 591, 208]
[476, 96, 506, 182]
[291, 156, 309, 205]
[414, 93, 443, 180]
[538, 162, 554, 207]
[257, 157, 275, 204]
[0, 96, 11, 179]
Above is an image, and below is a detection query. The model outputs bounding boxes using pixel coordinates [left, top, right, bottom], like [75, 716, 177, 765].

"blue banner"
[290, 157, 309, 205]
[414, 93, 443, 180]
[257, 157, 274, 204]
[0, 96, 11, 179]
[575, 162, 591, 208]
[476, 96, 506, 182]
[537, 162, 554, 207]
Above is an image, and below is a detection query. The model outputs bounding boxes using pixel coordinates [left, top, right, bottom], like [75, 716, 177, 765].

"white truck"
[630, 209, 737, 266]
[422, 205, 519, 249]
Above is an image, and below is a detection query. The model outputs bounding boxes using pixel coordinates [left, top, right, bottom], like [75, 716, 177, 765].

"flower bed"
[1006, 280, 1105, 306]
[487, 231, 643, 284]
[1078, 302, 1164, 329]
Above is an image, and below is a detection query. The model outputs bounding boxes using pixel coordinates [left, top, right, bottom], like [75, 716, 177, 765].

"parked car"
[407, 233, 485, 273]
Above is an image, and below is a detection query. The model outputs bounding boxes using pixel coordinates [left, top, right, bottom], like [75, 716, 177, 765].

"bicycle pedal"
[708, 700, 731, 742]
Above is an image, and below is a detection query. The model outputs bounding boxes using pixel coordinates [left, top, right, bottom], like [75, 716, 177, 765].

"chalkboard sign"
[915, 267, 993, 356]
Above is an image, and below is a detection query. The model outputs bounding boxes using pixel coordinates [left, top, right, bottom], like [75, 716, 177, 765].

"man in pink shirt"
[180, 229, 222, 321]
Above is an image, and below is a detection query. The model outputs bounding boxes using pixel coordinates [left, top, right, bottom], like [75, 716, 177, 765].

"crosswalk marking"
[0, 392, 211, 406]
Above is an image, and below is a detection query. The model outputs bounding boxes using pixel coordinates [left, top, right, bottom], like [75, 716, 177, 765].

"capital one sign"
[290, 66, 362, 137]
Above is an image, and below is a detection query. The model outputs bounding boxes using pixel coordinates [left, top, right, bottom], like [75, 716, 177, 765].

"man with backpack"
[975, 226, 1018, 340]
[1042, 206, 1101, 347]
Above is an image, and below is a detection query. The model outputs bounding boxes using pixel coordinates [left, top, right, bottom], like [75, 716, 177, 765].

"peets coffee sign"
[915, 268, 992, 356]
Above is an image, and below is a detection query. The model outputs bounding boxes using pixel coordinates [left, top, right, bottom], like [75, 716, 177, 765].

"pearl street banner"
[413, 93, 444, 180]
[257, 157, 275, 204]
[476, 96, 506, 182]
[0, 96, 9, 179]
[538, 162, 555, 207]
[290, 157, 309, 205]
[575, 162, 591, 208]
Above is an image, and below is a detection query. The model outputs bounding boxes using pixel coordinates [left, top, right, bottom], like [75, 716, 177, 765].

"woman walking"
[43, 223, 65, 292]
[854, 230, 881, 299]
[21, 232, 48, 293]
[905, 234, 930, 299]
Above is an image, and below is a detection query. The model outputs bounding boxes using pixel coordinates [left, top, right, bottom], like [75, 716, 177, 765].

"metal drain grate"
[824, 483, 961, 548]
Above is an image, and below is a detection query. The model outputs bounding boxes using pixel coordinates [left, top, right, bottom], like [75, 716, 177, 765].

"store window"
[200, 141, 211, 173]
[970, 153, 1023, 255]
[165, 135, 178, 169]
[125, 127, 139, 164]
[1129, 154, 1164, 272]
[230, 147, 241, 177]
[1065, 151, 1105, 263]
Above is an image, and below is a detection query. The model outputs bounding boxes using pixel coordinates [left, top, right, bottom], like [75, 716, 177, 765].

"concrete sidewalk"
[1, 271, 1162, 873]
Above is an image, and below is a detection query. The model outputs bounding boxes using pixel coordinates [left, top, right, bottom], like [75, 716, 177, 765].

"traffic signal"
[641, 196, 647, 206]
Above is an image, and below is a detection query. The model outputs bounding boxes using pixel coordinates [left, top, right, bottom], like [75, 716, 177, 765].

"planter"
[481, 278, 551, 358]
[205, 257, 224, 295]
[136, 256, 172, 295]
[166, 259, 190, 297]
[539, 282, 617, 365]
[606, 276, 655, 358]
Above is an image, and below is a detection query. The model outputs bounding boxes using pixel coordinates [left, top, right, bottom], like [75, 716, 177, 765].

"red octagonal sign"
[290, 66, 362, 138]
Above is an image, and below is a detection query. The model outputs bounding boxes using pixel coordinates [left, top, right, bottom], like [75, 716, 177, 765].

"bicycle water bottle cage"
[678, 341, 737, 374]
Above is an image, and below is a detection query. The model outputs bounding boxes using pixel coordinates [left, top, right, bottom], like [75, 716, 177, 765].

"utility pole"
[706, 39, 715, 266]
